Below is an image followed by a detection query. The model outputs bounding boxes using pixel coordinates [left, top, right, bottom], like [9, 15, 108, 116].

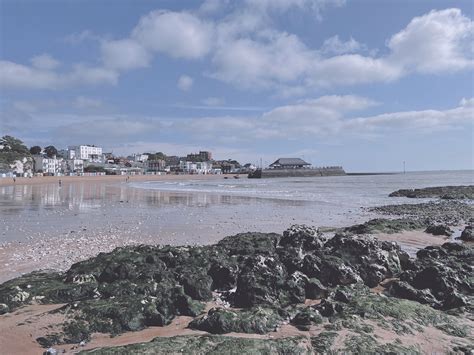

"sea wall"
[258, 167, 346, 178]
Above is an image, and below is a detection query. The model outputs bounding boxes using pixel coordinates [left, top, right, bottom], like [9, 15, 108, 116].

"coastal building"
[179, 161, 213, 174]
[269, 158, 311, 169]
[64, 159, 84, 174]
[68, 145, 103, 163]
[146, 159, 166, 172]
[33, 156, 63, 175]
[186, 151, 212, 162]
[11, 157, 33, 177]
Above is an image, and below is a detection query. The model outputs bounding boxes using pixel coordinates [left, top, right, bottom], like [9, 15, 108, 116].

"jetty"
[249, 158, 346, 178]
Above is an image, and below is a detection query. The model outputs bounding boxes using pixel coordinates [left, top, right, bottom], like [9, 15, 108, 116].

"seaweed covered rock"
[81, 335, 313, 354]
[459, 225, 474, 241]
[345, 218, 427, 235]
[389, 185, 474, 199]
[390, 242, 474, 309]
[425, 224, 453, 236]
[291, 307, 323, 331]
[188, 307, 282, 334]
[324, 233, 410, 287]
[1, 226, 472, 350]
[234, 255, 288, 307]
[370, 201, 473, 226]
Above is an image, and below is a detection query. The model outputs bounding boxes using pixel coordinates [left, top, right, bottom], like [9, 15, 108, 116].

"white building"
[11, 157, 33, 177]
[33, 156, 63, 175]
[64, 159, 84, 174]
[179, 161, 213, 174]
[68, 145, 103, 163]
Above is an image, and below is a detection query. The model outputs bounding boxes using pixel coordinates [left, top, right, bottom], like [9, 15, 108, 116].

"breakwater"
[249, 166, 346, 178]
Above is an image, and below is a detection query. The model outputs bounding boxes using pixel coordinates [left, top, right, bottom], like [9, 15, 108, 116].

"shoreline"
[0, 173, 233, 187]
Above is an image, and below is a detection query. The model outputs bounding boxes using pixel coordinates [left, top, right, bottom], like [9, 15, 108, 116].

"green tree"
[0, 135, 30, 165]
[0, 135, 29, 154]
[44, 145, 58, 158]
[29, 146, 42, 155]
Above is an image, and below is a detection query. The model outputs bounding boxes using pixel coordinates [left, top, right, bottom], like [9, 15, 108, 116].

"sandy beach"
[1, 172, 469, 283]
[0, 173, 229, 187]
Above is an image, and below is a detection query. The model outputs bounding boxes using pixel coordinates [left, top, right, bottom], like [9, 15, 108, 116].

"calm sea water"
[130, 170, 474, 208]
[1, 170, 472, 244]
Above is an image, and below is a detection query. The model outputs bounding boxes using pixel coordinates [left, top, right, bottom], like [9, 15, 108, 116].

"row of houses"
[5, 146, 255, 177]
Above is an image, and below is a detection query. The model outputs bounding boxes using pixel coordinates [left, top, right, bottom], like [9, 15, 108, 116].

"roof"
[270, 158, 310, 166]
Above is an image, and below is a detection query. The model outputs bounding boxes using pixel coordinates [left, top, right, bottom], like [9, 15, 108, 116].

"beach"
[1, 171, 471, 283]
[0, 172, 472, 353]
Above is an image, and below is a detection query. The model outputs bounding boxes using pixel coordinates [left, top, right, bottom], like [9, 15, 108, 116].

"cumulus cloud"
[101, 39, 151, 70]
[320, 35, 366, 55]
[0, 59, 118, 90]
[2, 5, 472, 94]
[387, 8, 474, 74]
[211, 31, 313, 89]
[131, 10, 213, 59]
[210, 7, 473, 91]
[30, 54, 60, 70]
[177, 75, 194, 91]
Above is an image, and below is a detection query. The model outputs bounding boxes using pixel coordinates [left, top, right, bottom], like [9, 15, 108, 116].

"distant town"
[0, 135, 257, 178]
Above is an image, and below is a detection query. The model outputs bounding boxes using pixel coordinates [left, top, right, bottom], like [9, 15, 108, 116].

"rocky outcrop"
[370, 201, 473, 226]
[0, 224, 472, 351]
[344, 218, 427, 234]
[389, 242, 473, 309]
[188, 307, 282, 334]
[459, 225, 473, 241]
[424, 224, 453, 236]
[389, 185, 474, 199]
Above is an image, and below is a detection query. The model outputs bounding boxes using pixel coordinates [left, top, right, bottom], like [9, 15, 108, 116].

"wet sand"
[0, 176, 462, 283]
[0, 173, 228, 187]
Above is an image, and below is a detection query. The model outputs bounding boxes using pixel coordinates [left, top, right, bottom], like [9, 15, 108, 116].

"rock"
[370, 201, 473, 226]
[345, 218, 427, 235]
[324, 233, 409, 287]
[189, 307, 282, 334]
[291, 307, 323, 331]
[44, 348, 58, 355]
[425, 224, 453, 236]
[234, 255, 287, 308]
[394, 243, 474, 309]
[389, 185, 474, 199]
[389, 281, 440, 308]
[0, 303, 9, 315]
[305, 278, 327, 299]
[459, 225, 473, 241]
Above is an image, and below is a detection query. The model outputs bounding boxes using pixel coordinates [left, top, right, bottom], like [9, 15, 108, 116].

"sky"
[0, 0, 473, 172]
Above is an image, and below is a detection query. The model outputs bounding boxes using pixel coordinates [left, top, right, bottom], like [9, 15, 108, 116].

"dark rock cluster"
[389, 242, 473, 310]
[0, 224, 472, 351]
[389, 185, 474, 199]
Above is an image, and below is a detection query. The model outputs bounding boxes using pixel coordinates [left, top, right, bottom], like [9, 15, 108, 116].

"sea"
[1, 170, 472, 245]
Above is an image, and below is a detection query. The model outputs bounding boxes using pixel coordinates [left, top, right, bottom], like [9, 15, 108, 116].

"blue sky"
[0, 0, 473, 171]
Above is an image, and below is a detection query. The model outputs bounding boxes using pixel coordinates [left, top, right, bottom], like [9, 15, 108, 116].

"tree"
[29, 146, 42, 155]
[44, 145, 58, 158]
[0, 135, 30, 165]
[0, 135, 29, 154]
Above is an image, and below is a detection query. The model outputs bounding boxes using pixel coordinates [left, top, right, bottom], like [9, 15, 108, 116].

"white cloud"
[132, 10, 213, 59]
[320, 35, 365, 55]
[101, 39, 151, 70]
[177, 75, 194, 91]
[0, 60, 118, 89]
[0, 60, 61, 89]
[211, 31, 313, 89]
[210, 7, 473, 92]
[30, 54, 60, 70]
[387, 8, 474, 74]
